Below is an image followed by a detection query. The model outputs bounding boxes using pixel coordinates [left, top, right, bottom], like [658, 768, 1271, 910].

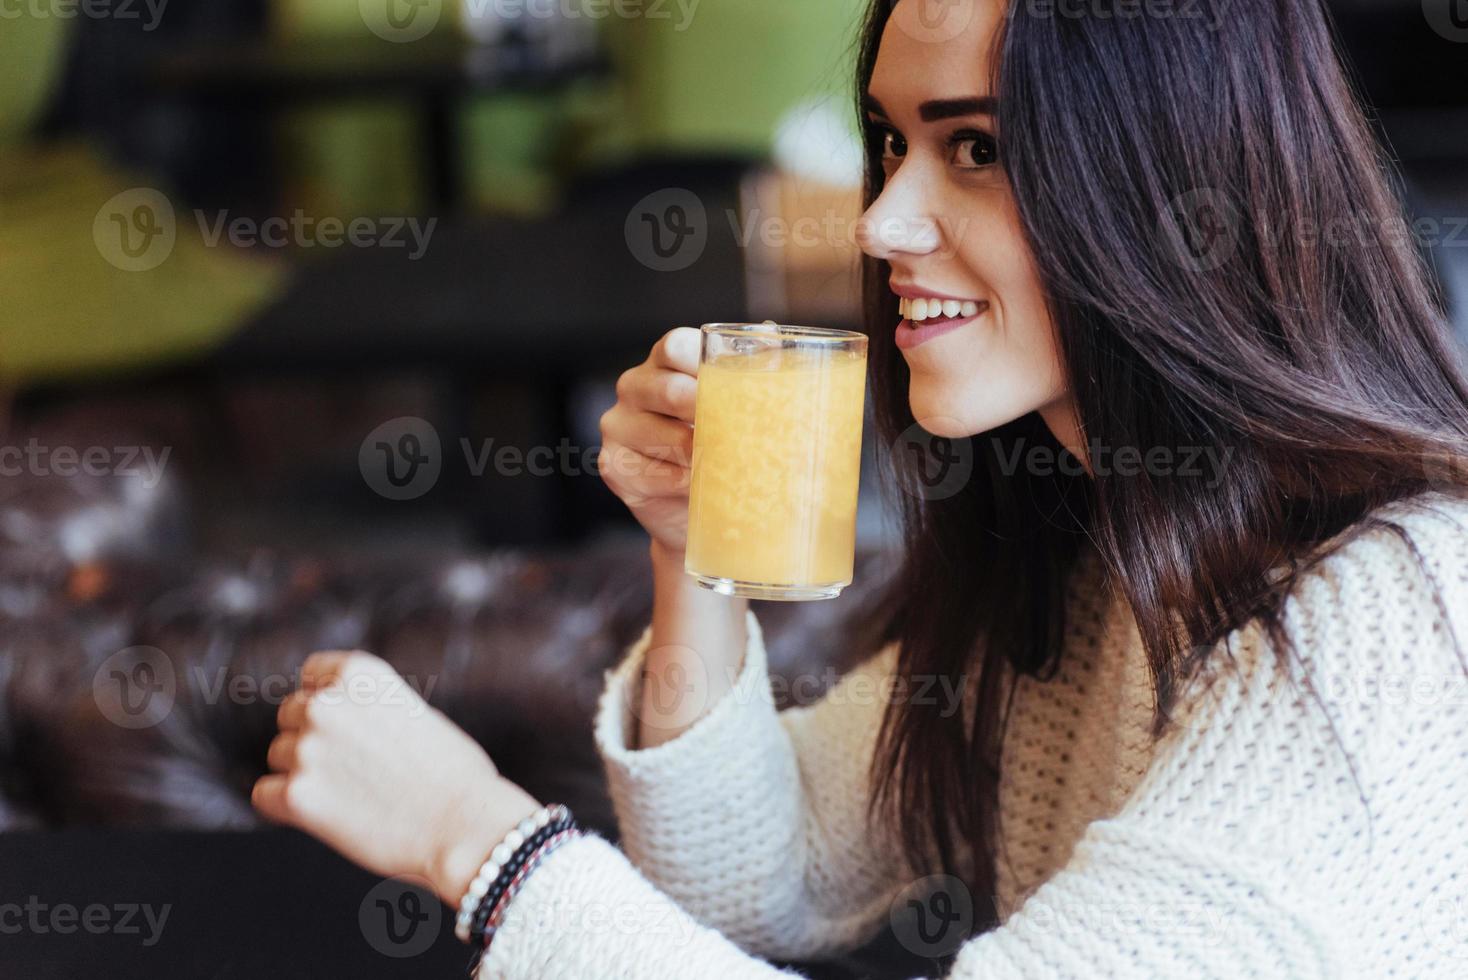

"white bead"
[535, 809, 550, 828]
[504, 829, 524, 851]
[468, 876, 490, 898]
[492, 843, 512, 864]
[518, 817, 536, 837]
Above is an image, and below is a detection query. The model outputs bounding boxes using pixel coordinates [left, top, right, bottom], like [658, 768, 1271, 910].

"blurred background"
[0, 1, 1464, 977]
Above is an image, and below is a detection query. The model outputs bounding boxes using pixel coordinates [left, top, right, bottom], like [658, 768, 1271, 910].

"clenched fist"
[253, 650, 541, 905]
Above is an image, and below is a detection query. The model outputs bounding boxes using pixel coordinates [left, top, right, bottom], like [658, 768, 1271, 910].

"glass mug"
[684, 323, 868, 600]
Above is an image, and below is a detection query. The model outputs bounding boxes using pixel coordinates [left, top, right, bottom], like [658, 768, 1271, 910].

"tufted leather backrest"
[0, 419, 897, 839]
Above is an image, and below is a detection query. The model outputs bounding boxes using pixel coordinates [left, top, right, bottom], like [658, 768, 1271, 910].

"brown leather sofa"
[0, 412, 932, 979]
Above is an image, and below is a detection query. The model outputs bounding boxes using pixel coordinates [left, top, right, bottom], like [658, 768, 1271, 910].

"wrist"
[429, 781, 541, 907]
[649, 539, 749, 617]
[649, 538, 685, 578]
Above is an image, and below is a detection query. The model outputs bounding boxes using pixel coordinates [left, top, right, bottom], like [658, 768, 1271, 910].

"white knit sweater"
[478, 492, 1468, 979]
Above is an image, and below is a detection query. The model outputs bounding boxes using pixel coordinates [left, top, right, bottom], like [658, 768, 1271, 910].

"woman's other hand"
[252, 650, 541, 906]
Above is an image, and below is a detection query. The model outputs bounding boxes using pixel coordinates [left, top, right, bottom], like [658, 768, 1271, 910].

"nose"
[857, 164, 945, 262]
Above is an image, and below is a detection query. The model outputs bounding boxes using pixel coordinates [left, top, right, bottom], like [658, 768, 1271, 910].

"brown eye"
[880, 128, 907, 161]
[950, 131, 998, 169]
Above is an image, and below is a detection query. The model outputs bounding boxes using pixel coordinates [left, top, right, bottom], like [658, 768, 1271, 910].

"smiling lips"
[893, 293, 989, 350]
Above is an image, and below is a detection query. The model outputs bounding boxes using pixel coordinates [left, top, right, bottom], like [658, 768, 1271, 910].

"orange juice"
[685, 334, 867, 599]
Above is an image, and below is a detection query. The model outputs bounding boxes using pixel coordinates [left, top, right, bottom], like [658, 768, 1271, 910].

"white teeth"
[896, 295, 985, 322]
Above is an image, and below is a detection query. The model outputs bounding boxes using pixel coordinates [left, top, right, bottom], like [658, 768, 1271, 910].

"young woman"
[252, 1, 1468, 976]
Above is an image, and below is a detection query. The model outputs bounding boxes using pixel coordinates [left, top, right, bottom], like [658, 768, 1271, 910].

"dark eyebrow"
[919, 96, 997, 121]
[862, 93, 998, 121]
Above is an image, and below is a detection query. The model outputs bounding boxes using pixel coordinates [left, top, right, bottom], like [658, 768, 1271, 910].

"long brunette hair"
[858, 0, 1468, 923]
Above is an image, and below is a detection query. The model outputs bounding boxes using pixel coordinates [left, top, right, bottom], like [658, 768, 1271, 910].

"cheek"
[952, 192, 1045, 325]
[906, 197, 1065, 436]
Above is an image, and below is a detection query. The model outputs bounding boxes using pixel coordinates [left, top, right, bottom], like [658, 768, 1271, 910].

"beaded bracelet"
[467, 827, 584, 975]
[453, 803, 576, 945]
[482, 827, 582, 945]
[455, 804, 574, 944]
[467, 817, 572, 943]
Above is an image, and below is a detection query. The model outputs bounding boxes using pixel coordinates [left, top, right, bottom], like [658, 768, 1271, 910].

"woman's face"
[859, 0, 1078, 454]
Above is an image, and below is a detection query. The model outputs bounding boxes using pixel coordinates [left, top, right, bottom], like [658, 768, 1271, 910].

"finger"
[300, 650, 358, 691]
[598, 443, 693, 501]
[251, 774, 293, 823]
[277, 688, 312, 732]
[599, 407, 693, 466]
[266, 732, 300, 773]
[617, 368, 698, 423]
[650, 327, 701, 375]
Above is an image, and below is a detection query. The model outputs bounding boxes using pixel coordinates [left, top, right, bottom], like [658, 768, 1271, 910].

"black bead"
[467, 809, 581, 951]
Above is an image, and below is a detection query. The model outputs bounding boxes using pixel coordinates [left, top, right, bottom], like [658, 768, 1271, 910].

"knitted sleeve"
[477, 498, 1468, 979]
[587, 610, 910, 960]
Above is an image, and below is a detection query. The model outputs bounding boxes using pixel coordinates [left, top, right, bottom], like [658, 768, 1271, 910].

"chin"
[905, 387, 983, 439]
